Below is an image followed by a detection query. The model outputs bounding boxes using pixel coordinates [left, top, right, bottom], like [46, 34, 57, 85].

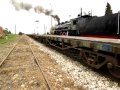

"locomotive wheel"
[107, 63, 120, 79]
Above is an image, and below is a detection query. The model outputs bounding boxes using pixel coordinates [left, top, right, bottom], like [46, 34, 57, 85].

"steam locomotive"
[54, 13, 120, 38]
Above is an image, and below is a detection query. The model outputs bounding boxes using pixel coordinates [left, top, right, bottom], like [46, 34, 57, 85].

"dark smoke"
[11, 0, 21, 11]
[51, 15, 60, 24]
[34, 6, 44, 13]
[44, 9, 53, 15]
[20, 2, 32, 11]
[11, 0, 60, 23]
[34, 5, 60, 23]
[34, 6, 53, 16]
[11, 0, 32, 11]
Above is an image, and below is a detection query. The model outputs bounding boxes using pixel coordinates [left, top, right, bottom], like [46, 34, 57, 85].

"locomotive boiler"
[54, 13, 120, 38]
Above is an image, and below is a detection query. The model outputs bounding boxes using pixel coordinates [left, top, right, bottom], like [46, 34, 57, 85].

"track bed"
[29, 34, 120, 79]
[0, 35, 82, 90]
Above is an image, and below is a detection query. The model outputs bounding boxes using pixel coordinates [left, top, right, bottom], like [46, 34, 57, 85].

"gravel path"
[0, 36, 49, 89]
[29, 37, 83, 90]
[0, 43, 15, 60]
[30, 37, 120, 90]
[0, 35, 83, 90]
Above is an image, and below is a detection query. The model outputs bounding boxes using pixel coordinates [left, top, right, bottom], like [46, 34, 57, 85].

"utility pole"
[91, 9, 92, 16]
[44, 24, 46, 35]
[80, 8, 82, 17]
[15, 24, 16, 34]
[50, 3, 52, 28]
[34, 28, 35, 34]
[35, 20, 39, 35]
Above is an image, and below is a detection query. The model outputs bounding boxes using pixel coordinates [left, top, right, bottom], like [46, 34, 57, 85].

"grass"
[0, 34, 19, 45]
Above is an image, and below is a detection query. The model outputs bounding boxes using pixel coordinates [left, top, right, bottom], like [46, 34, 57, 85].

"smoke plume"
[11, 0, 21, 11]
[20, 2, 32, 11]
[11, 0, 60, 23]
[11, 0, 32, 11]
[51, 15, 60, 24]
[34, 6, 44, 13]
[44, 9, 53, 15]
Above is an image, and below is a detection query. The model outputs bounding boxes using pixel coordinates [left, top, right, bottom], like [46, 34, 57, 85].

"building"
[0, 26, 5, 38]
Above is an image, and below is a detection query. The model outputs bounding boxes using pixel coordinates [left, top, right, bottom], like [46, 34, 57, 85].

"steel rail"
[0, 36, 22, 67]
[27, 40, 52, 90]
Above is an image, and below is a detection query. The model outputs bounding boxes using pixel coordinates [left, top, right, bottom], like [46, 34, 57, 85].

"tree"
[19, 32, 23, 35]
[4, 28, 9, 35]
[8, 30, 11, 34]
[105, 2, 113, 16]
[3, 28, 12, 35]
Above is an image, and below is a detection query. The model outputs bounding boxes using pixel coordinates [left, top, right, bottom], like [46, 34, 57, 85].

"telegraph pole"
[34, 28, 35, 34]
[50, 3, 52, 28]
[44, 24, 46, 35]
[15, 24, 16, 34]
[35, 20, 39, 35]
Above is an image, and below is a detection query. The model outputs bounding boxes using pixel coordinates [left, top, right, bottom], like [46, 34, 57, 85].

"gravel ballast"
[30, 38, 120, 90]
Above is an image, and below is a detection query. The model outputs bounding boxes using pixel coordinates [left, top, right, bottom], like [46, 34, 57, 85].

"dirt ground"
[0, 43, 14, 60]
[0, 35, 83, 90]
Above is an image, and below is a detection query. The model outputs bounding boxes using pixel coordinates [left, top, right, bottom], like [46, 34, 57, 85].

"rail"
[0, 36, 22, 67]
[0, 35, 52, 89]
[27, 39, 52, 90]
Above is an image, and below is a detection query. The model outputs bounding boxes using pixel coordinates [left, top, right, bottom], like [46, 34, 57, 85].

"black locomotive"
[54, 13, 120, 38]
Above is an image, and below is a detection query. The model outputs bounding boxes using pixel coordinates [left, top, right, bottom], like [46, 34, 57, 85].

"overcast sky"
[0, 0, 119, 34]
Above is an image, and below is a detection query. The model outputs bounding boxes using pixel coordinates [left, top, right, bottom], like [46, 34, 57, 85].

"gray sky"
[0, 0, 119, 34]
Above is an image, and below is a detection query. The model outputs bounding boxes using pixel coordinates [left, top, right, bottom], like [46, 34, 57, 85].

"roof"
[0, 27, 4, 34]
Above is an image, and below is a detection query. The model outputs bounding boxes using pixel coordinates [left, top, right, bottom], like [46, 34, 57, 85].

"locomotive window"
[73, 20, 77, 25]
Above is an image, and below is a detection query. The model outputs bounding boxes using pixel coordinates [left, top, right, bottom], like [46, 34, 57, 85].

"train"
[29, 33, 120, 79]
[54, 13, 120, 38]
[28, 12, 120, 79]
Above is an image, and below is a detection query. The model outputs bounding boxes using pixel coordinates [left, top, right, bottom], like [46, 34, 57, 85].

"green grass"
[0, 34, 19, 45]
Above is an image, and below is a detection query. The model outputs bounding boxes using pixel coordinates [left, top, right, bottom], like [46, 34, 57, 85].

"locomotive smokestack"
[91, 9, 92, 16]
[81, 8, 82, 17]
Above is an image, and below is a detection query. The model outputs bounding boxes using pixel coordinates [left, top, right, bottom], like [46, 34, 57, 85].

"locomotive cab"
[70, 18, 77, 30]
[76, 15, 92, 36]
[70, 15, 92, 36]
[69, 18, 78, 35]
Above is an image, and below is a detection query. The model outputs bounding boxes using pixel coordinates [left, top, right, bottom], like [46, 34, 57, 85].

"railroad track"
[0, 35, 52, 89]
[29, 37, 120, 89]
[0, 36, 22, 67]
[27, 37, 52, 90]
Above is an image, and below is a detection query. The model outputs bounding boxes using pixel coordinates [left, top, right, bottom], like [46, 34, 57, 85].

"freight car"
[28, 12, 120, 79]
[54, 13, 120, 38]
[28, 34, 120, 79]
